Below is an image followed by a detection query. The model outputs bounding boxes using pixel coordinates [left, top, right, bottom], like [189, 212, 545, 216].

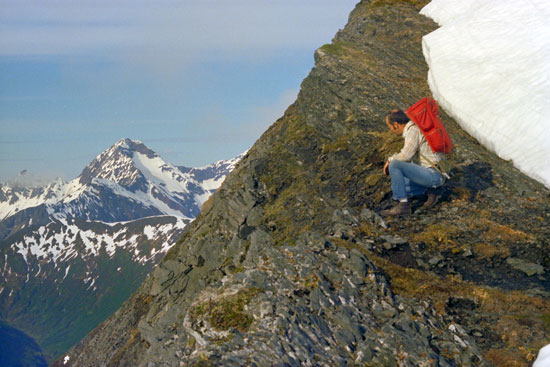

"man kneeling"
[381, 109, 446, 216]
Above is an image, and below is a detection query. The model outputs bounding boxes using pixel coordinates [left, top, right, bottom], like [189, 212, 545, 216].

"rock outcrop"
[53, 1, 550, 366]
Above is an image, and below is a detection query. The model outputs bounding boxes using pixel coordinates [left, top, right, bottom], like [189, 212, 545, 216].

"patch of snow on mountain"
[132, 152, 192, 193]
[11, 219, 186, 269]
[421, 0, 550, 188]
[0, 179, 64, 220]
[1, 140, 242, 223]
[143, 221, 183, 240]
[60, 179, 87, 203]
[99, 178, 192, 219]
[200, 176, 226, 192]
[534, 344, 550, 367]
[143, 225, 156, 240]
[193, 192, 211, 209]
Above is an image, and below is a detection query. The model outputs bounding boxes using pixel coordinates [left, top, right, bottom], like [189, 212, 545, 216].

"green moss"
[299, 273, 321, 290]
[187, 336, 196, 349]
[191, 358, 215, 367]
[230, 266, 245, 274]
[539, 314, 550, 333]
[213, 334, 234, 346]
[365, 172, 383, 187]
[369, 0, 430, 10]
[192, 288, 263, 332]
[319, 42, 352, 57]
[411, 222, 461, 251]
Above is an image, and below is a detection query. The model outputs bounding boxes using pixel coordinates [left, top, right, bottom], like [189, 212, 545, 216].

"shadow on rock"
[447, 162, 494, 202]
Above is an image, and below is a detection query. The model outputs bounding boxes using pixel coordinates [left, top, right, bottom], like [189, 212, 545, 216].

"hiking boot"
[381, 201, 411, 217]
[422, 188, 442, 209]
[422, 192, 440, 209]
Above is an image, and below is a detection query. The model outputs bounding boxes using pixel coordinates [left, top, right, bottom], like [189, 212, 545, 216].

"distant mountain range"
[0, 138, 242, 237]
[0, 138, 242, 364]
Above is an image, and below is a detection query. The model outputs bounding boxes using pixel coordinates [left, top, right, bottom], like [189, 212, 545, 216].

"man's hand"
[383, 160, 390, 175]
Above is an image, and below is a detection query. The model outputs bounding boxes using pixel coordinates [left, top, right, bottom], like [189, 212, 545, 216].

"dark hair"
[387, 109, 409, 125]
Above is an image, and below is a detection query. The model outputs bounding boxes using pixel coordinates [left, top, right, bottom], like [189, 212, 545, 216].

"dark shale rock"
[53, 1, 550, 366]
[380, 234, 408, 249]
[506, 257, 545, 276]
[360, 207, 388, 228]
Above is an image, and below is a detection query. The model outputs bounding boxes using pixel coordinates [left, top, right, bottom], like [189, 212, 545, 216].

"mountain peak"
[112, 138, 156, 158]
[78, 139, 157, 189]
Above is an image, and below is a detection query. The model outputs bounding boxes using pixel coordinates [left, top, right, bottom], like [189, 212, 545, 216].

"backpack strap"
[419, 152, 451, 180]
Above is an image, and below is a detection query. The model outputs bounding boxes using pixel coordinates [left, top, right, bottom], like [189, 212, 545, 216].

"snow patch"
[62, 265, 71, 280]
[132, 152, 192, 193]
[534, 344, 550, 367]
[143, 225, 156, 240]
[10, 218, 187, 269]
[421, 0, 550, 188]
[200, 176, 227, 192]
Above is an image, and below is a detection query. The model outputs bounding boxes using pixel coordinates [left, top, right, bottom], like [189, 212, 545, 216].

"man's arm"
[388, 125, 421, 162]
[383, 125, 421, 175]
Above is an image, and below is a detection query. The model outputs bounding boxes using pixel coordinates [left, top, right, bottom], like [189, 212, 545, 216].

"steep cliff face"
[54, 1, 550, 366]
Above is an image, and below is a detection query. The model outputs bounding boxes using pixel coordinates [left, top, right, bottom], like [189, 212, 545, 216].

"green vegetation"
[369, 0, 430, 10]
[319, 42, 354, 58]
[191, 288, 263, 332]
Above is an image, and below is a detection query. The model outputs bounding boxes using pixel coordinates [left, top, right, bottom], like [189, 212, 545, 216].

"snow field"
[12, 218, 186, 274]
[534, 344, 550, 367]
[421, 0, 550, 188]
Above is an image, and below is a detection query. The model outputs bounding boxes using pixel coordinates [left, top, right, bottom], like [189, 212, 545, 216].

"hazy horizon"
[0, 0, 358, 183]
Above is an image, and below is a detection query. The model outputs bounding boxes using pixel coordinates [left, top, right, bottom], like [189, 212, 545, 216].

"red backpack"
[405, 97, 453, 154]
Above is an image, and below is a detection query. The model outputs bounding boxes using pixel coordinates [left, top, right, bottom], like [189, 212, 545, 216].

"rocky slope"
[1, 216, 188, 362]
[54, 1, 550, 366]
[0, 140, 241, 364]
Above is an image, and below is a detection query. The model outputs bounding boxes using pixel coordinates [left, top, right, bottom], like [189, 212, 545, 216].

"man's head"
[385, 109, 409, 134]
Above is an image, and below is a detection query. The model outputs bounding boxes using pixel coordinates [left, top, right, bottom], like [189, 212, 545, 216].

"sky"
[0, 0, 358, 183]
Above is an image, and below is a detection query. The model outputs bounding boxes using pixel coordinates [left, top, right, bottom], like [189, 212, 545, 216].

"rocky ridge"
[0, 140, 241, 364]
[55, 1, 550, 366]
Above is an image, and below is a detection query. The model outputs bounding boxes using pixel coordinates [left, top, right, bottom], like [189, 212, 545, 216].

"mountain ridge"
[0, 139, 242, 364]
[0, 139, 243, 240]
[54, 1, 550, 366]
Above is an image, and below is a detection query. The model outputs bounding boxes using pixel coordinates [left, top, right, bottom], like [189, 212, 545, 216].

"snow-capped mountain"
[0, 138, 244, 239]
[178, 154, 243, 195]
[0, 138, 243, 363]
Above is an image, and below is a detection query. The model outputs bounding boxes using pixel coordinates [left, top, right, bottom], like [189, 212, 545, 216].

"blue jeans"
[388, 160, 444, 200]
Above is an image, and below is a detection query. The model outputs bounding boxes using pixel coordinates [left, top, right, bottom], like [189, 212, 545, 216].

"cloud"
[0, 0, 357, 70]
